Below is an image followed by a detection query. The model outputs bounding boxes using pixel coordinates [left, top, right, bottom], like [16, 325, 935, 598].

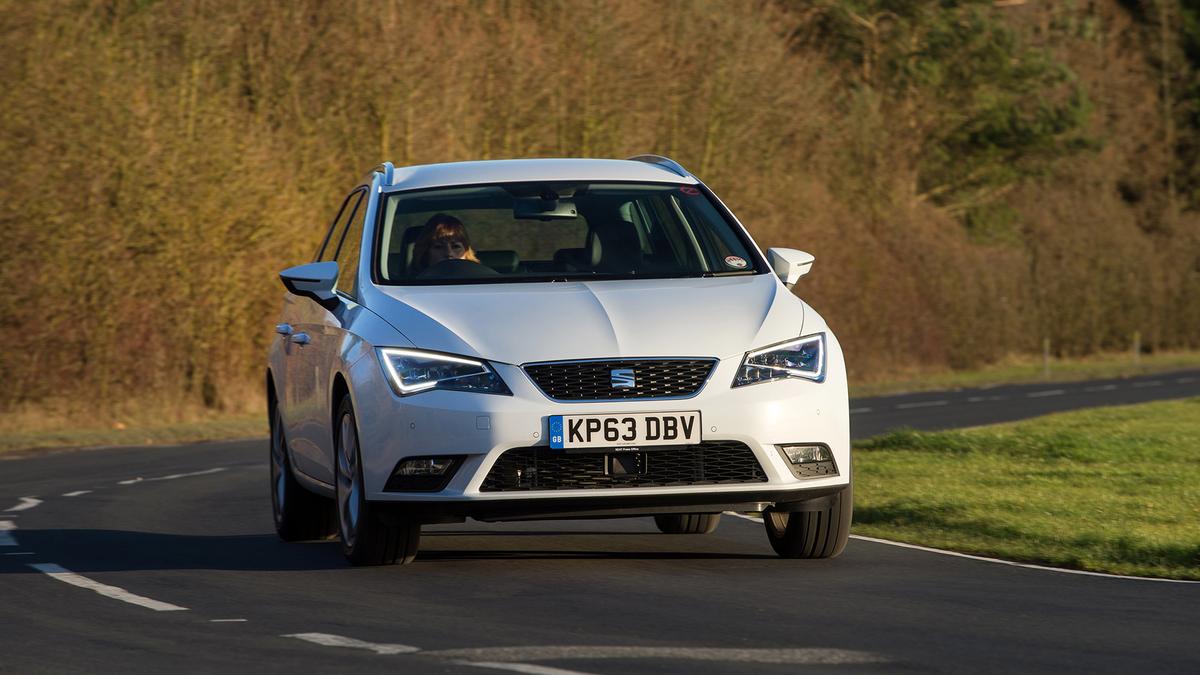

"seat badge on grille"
[610, 368, 636, 389]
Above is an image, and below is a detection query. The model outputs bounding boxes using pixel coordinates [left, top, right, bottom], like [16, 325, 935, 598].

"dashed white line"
[849, 407, 872, 414]
[283, 633, 419, 655]
[1133, 380, 1164, 388]
[1084, 384, 1118, 392]
[29, 563, 189, 611]
[1177, 376, 1197, 384]
[62, 490, 92, 497]
[0, 520, 18, 546]
[118, 467, 227, 486]
[459, 662, 594, 675]
[5, 497, 42, 512]
[894, 400, 949, 410]
[211, 618, 248, 623]
[966, 396, 987, 403]
[4, 552, 35, 556]
[1026, 389, 1066, 398]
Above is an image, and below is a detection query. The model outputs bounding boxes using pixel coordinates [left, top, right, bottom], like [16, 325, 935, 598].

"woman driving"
[412, 213, 482, 273]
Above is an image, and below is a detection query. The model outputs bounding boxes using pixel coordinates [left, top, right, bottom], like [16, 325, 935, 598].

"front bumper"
[347, 340, 850, 521]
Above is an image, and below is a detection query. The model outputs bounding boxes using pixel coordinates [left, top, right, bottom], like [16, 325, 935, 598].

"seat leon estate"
[266, 155, 851, 565]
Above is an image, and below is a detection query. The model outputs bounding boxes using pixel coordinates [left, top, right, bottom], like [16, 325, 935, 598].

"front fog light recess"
[384, 456, 462, 492]
[780, 444, 832, 464]
[775, 444, 838, 479]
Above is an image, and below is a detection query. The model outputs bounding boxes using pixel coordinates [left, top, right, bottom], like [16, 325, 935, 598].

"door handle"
[290, 332, 310, 346]
[275, 323, 293, 336]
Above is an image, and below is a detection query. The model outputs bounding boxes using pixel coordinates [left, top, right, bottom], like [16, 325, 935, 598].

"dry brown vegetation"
[1, 0, 1198, 429]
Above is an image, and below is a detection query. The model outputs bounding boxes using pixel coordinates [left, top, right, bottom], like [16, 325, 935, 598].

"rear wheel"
[270, 403, 336, 541]
[763, 485, 852, 559]
[654, 513, 721, 534]
[335, 395, 420, 566]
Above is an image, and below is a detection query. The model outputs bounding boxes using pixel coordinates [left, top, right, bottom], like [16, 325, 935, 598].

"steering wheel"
[418, 258, 500, 279]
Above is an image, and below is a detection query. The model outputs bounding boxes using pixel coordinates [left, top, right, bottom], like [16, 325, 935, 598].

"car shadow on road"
[0, 528, 346, 573]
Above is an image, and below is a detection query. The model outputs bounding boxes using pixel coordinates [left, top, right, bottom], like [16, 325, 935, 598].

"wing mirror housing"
[280, 261, 340, 310]
[766, 248, 815, 289]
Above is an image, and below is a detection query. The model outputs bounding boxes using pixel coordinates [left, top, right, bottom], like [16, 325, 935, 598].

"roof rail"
[371, 161, 395, 185]
[626, 154, 691, 178]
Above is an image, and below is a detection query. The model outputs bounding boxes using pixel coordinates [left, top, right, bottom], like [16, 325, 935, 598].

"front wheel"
[763, 484, 852, 559]
[335, 395, 420, 566]
[654, 513, 721, 534]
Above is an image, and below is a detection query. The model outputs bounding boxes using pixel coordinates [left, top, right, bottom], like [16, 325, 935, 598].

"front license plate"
[548, 412, 701, 450]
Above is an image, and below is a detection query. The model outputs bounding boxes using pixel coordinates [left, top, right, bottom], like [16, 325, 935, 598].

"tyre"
[335, 395, 420, 566]
[763, 484, 852, 559]
[270, 402, 337, 542]
[654, 513, 721, 534]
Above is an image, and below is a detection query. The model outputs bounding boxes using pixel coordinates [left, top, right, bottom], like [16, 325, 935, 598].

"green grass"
[850, 350, 1200, 397]
[854, 398, 1200, 580]
[0, 417, 267, 457]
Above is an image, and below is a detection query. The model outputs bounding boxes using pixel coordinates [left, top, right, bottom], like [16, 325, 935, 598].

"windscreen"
[375, 182, 762, 285]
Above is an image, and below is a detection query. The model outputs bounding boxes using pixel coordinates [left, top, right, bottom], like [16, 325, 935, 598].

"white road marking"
[5, 497, 42, 512]
[1084, 384, 1118, 392]
[724, 513, 1199, 584]
[848, 534, 1200, 584]
[966, 396, 987, 403]
[1026, 389, 1065, 398]
[459, 662, 595, 675]
[62, 490, 92, 497]
[0, 520, 18, 546]
[429, 646, 886, 665]
[1133, 380, 1163, 388]
[29, 563, 189, 610]
[4, 552, 35, 556]
[211, 618, 248, 623]
[117, 467, 227, 485]
[894, 400, 948, 409]
[1177, 376, 1197, 384]
[849, 407, 872, 414]
[283, 633, 420, 655]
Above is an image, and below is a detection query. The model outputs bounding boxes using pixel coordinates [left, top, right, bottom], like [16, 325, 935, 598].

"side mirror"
[766, 248, 815, 289]
[280, 261, 340, 310]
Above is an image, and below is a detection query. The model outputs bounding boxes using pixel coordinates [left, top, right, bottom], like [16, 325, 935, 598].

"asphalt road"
[1, 370, 1197, 674]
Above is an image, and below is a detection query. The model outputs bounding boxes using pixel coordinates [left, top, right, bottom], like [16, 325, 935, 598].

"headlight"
[732, 333, 826, 387]
[378, 348, 511, 396]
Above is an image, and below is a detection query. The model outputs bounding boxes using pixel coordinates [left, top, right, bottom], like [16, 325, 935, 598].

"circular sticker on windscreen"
[724, 255, 748, 269]
[679, 186, 701, 196]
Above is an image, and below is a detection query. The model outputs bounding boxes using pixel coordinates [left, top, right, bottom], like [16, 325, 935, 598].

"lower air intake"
[480, 441, 767, 492]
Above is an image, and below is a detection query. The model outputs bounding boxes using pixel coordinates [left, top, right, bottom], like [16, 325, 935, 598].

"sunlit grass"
[854, 397, 1200, 579]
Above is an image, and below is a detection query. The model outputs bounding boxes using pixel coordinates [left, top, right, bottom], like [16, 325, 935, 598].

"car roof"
[383, 158, 699, 192]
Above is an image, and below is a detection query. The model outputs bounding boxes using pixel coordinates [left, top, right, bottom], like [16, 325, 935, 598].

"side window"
[315, 189, 366, 263]
[333, 190, 367, 297]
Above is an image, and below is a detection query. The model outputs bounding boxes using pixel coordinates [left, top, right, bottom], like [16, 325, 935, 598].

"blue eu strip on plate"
[548, 415, 564, 449]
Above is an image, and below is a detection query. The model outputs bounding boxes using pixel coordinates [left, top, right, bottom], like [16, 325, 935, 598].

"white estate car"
[267, 156, 851, 565]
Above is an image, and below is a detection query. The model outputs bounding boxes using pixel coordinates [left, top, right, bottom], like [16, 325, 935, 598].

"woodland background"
[2, 0, 1199, 425]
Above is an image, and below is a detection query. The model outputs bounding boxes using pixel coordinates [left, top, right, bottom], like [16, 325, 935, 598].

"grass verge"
[850, 350, 1200, 397]
[853, 397, 1200, 580]
[0, 417, 267, 458]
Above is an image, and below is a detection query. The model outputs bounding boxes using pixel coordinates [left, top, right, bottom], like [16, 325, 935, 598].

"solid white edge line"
[459, 662, 596, 675]
[62, 490, 92, 497]
[283, 633, 420, 655]
[0, 520, 18, 546]
[723, 513, 1199, 584]
[5, 497, 42, 512]
[210, 618, 248, 623]
[30, 563, 189, 610]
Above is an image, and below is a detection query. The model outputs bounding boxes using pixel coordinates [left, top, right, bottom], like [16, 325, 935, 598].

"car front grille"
[522, 359, 717, 401]
[480, 441, 767, 492]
